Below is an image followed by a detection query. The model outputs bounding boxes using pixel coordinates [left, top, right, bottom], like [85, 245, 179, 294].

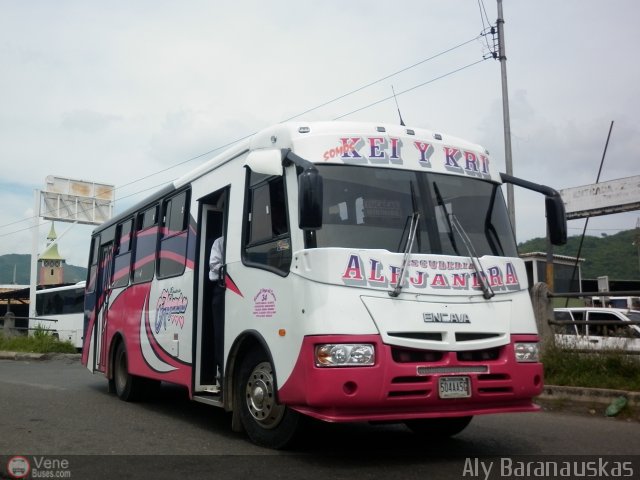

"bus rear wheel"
[404, 416, 472, 438]
[112, 341, 149, 402]
[236, 350, 301, 449]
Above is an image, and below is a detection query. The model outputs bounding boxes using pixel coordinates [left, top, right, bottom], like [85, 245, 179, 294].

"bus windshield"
[314, 164, 517, 257]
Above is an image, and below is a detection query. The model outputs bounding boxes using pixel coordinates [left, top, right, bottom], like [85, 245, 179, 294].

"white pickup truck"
[553, 308, 640, 353]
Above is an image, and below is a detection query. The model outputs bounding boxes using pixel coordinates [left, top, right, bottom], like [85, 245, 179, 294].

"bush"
[0, 329, 77, 354]
[542, 343, 640, 391]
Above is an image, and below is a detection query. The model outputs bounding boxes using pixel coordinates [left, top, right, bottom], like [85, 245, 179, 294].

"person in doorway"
[209, 236, 225, 385]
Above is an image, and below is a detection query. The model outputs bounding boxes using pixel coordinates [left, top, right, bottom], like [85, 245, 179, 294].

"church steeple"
[38, 222, 66, 285]
[47, 222, 57, 242]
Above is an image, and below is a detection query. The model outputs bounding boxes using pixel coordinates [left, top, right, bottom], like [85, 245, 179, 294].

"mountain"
[518, 229, 640, 280]
[0, 254, 87, 285]
[2, 229, 639, 284]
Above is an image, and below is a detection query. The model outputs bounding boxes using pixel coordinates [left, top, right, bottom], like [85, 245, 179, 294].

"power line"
[333, 58, 489, 120]
[0, 221, 49, 239]
[117, 35, 482, 197]
[0, 133, 256, 233]
[479, 0, 492, 26]
[0, 37, 488, 240]
[477, 0, 493, 52]
[115, 133, 256, 193]
[0, 136, 252, 234]
[282, 35, 481, 123]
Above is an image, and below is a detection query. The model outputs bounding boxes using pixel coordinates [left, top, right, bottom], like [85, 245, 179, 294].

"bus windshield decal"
[341, 253, 520, 292]
[321, 136, 490, 179]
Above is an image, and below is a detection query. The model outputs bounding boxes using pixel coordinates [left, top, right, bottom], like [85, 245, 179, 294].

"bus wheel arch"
[226, 331, 274, 410]
[110, 335, 158, 402]
[229, 332, 301, 448]
[107, 333, 125, 394]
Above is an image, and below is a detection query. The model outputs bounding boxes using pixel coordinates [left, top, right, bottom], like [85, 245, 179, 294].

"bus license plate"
[439, 376, 471, 399]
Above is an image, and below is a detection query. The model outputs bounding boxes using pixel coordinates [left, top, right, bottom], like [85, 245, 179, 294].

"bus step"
[193, 393, 223, 407]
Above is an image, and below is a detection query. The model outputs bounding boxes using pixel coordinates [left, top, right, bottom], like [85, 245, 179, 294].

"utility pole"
[496, 0, 515, 237]
[635, 217, 640, 274]
[29, 189, 40, 320]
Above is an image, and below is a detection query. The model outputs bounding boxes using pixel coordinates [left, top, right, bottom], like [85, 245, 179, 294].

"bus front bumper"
[277, 334, 543, 423]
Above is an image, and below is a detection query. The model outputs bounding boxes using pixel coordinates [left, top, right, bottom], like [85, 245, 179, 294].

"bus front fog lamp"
[514, 342, 540, 362]
[315, 344, 375, 367]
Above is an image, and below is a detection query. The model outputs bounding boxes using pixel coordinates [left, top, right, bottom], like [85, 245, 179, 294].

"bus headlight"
[315, 344, 375, 367]
[514, 342, 540, 362]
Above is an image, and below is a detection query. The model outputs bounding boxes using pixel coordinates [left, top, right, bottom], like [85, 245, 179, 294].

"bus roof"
[97, 121, 498, 237]
[175, 121, 498, 187]
[36, 282, 86, 293]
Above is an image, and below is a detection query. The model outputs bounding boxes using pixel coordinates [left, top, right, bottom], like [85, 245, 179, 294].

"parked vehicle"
[553, 307, 640, 352]
[589, 296, 640, 310]
[31, 282, 86, 349]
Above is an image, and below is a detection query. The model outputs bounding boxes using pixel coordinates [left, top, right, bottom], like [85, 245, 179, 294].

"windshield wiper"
[432, 181, 493, 299]
[432, 182, 459, 255]
[449, 213, 495, 300]
[409, 181, 422, 251]
[389, 211, 420, 298]
[396, 181, 422, 253]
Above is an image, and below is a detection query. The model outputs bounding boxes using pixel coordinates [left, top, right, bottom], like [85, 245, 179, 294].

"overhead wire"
[115, 133, 256, 193]
[0, 35, 487, 240]
[85, 34, 483, 207]
[333, 57, 489, 120]
[281, 35, 481, 123]
[0, 134, 254, 233]
[0, 221, 49, 239]
[477, 0, 493, 52]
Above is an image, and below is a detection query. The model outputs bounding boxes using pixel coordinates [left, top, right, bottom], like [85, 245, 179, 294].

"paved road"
[1, 356, 639, 479]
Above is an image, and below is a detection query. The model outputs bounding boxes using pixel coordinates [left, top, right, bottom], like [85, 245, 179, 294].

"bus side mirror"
[499, 173, 568, 247]
[299, 168, 323, 230]
[545, 194, 567, 246]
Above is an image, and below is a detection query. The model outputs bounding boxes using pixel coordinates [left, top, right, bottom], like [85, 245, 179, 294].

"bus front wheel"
[235, 350, 301, 449]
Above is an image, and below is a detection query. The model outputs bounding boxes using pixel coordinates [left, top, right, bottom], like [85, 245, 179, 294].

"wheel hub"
[245, 362, 285, 429]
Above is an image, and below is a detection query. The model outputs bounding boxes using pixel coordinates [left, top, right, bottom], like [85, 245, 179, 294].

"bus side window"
[86, 236, 100, 294]
[243, 171, 291, 274]
[158, 190, 189, 279]
[132, 205, 158, 284]
[112, 218, 133, 288]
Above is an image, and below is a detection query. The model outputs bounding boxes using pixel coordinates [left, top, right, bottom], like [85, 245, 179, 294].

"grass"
[0, 325, 77, 354]
[542, 343, 640, 391]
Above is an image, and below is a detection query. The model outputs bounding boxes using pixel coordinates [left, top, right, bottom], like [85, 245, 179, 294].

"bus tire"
[235, 349, 301, 449]
[113, 341, 146, 402]
[404, 416, 472, 438]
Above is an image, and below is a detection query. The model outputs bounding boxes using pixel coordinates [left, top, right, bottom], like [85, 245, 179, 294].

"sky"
[1, 0, 639, 269]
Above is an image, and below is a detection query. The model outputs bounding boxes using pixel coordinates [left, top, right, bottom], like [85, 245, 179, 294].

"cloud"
[61, 109, 122, 133]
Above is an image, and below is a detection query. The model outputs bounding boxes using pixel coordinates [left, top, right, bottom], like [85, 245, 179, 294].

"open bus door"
[194, 188, 227, 393]
[91, 242, 114, 373]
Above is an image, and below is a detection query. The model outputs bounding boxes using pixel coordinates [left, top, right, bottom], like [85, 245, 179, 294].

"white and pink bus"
[82, 121, 566, 448]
